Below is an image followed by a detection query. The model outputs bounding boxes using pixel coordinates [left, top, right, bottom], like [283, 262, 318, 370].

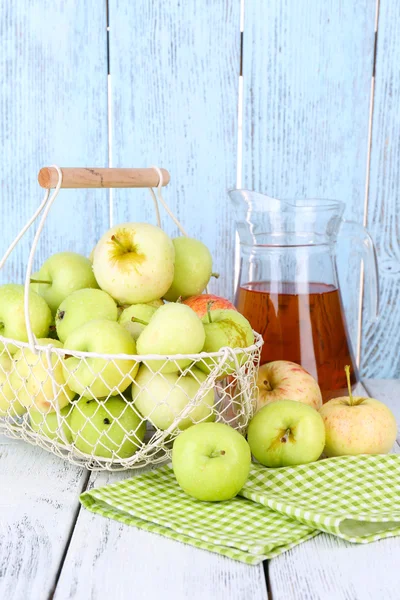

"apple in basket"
[63, 319, 139, 398]
[30, 252, 98, 314]
[132, 365, 215, 431]
[0, 352, 25, 418]
[182, 294, 237, 318]
[136, 303, 205, 373]
[172, 422, 251, 501]
[198, 305, 254, 377]
[55, 288, 119, 343]
[163, 237, 214, 302]
[247, 400, 326, 467]
[0, 284, 52, 353]
[11, 339, 75, 413]
[319, 366, 397, 457]
[118, 303, 158, 341]
[29, 404, 73, 443]
[256, 361, 322, 413]
[92, 222, 175, 305]
[70, 397, 146, 458]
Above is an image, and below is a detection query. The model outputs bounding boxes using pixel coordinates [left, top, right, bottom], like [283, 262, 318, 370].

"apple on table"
[256, 361, 322, 412]
[247, 399, 326, 467]
[172, 422, 251, 501]
[319, 366, 397, 456]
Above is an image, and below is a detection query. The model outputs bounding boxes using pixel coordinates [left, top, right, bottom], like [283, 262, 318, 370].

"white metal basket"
[0, 166, 262, 470]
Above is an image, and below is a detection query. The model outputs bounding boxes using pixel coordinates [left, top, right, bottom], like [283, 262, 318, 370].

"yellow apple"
[11, 339, 74, 413]
[0, 352, 25, 418]
[319, 367, 397, 456]
[256, 361, 322, 412]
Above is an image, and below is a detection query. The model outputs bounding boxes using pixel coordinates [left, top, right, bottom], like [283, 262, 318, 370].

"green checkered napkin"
[80, 454, 400, 565]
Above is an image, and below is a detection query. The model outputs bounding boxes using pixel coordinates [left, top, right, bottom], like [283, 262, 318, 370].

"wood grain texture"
[54, 467, 268, 600]
[0, 0, 109, 284]
[108, 0, 241, 300]
[268, 381, 400, 600]
[0, 436, 87, 600]
[361, 0, 400, 378]
[241, 0, 376, 359]
[38, 167, 170, 189]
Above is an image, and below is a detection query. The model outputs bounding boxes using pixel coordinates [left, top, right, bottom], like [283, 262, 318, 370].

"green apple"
[136, 303, 205, 373]
[172, 422, 251, 501]
[199, 308, 254, 377]
[93, 222, 175, 304]
[70, 397, 146, 458]
[11, 338, 74, 413]
[163, 237, 213, 302]
[55, 288, 118, 343]
[132, 365, 215, 431]
[0, 352, 25, 418]
[118, 304, 158, 341]
[0, 284, 52, 354]
[247, 400, 326, 467]
[63, 320, 139, 398]
[30, 252, 99, 314]
[29, 404, 73, 443]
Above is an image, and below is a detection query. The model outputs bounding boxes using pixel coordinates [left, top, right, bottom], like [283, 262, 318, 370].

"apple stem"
[30, 278, 52, 284]
[280, 428, 291, 443]
[345, 365, 354, 406]
[209, 449, 226, 458]
[131, 317, 149, 326]
[206, 301, 214, 323]
[111, 235, 127, 252]
[211, 272, 220, 279]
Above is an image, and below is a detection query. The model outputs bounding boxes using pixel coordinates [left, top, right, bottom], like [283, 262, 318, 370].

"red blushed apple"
[256, 360, 322, 413]
[182, 294, 237, 318]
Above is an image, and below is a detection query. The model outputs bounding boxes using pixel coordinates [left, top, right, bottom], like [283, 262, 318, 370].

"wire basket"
[0, 166, 262, 470]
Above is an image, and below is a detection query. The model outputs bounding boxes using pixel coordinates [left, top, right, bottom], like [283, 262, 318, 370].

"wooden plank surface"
[361, 0, 400, 378]
[108, 0, 241, 300]
[0, 0, 108, 284]
[54, 467, 268, 600]
[241, 0, 376, 360]
[0, 436, 87, 600]
[268, 380, 400, 600]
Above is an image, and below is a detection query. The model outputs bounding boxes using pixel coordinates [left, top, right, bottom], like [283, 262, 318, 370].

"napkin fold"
[80, 454, 400, 565]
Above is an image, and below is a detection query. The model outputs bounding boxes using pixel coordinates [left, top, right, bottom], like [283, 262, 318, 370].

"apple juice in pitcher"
[229, 190, 379, 402]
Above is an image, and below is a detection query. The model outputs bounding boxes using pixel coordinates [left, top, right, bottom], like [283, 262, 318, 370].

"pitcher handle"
[339, 220, 379, 322]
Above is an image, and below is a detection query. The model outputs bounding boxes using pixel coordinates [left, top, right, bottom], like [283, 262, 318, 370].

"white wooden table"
[1, 379, 399, 600]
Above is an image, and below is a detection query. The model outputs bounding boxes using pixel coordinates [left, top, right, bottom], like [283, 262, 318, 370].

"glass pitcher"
[229, 190, 379, 402]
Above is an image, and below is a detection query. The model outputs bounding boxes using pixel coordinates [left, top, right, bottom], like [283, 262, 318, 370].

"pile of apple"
[171, 361, 398, 502]
[0, 221, 255, 459]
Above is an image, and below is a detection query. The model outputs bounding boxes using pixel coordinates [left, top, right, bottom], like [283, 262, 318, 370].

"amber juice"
[236, 281, 358, 402]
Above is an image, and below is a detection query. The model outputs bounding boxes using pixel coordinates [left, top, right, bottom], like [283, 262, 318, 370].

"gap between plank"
[356, 0, 381, 369]
[47, 469, 91, 600]
[106, 0, 113, 228]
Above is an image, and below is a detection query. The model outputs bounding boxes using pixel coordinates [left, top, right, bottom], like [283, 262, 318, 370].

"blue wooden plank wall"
[0, 0, 398, 377]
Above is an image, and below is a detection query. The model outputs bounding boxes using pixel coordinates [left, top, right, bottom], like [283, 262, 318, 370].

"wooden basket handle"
[38, 167, 170, 189]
